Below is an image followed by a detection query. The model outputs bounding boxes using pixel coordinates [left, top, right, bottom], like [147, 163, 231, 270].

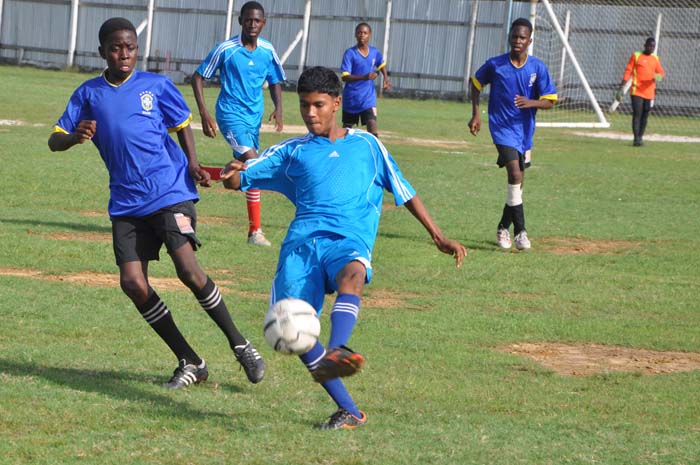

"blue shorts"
[221, 123, 260, 159]
[270, 235, 373, 315]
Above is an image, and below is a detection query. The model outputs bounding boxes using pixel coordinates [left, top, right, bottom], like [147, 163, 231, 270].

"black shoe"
[163, 359, 208, 389]
[633, 139, 643, 147]
[315, 409, 367, 430]
[234, 341, 265, 384]
[311, 346, 365, 383]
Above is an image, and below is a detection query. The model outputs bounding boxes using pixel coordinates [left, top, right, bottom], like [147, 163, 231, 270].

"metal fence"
[1, 0, 698, 111]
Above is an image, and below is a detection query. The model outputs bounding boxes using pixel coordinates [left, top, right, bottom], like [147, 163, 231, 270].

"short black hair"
[645, 37, 656, 45]
[510, 18, 533, 35]
[355, 22, 371, 33]
[98, 17, 136, 46]
[241, 1, 264, 17]
[297, 67, 342, 97]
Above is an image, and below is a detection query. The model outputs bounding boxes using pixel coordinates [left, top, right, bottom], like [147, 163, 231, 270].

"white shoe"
[497, 228, 512, 249]
[247, 229, 271, 247]
[514, 231, 531, 250]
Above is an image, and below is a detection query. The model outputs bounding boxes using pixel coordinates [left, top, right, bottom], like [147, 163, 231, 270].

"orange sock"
[246, 189, 261, 235]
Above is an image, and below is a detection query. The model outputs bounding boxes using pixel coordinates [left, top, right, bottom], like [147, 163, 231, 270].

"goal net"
[532, 0, 700, 140]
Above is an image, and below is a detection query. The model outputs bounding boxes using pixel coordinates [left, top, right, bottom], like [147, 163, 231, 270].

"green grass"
[1, 64, 700, 465]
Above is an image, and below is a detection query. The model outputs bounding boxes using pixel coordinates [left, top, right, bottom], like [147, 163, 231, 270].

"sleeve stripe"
[374, 135, 413, 202]
[471, 76, 483, 91]
[540, 94, 558, 101]
[168, 114, 192, 133]
[376, 63, 386, 71]
[52, 125, 69, 134]
[341, 71, 350, 77]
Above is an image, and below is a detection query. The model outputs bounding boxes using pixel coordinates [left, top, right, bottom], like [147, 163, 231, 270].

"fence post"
[379, 0, 392, 97]
[67, 0, 80, 68]
[141, 0, 155, 70]
[464, 0, 479, 99]
[297, 0, 311, 78]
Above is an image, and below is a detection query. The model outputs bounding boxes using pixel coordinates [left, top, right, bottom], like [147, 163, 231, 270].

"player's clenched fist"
[74, 120, 96, 144]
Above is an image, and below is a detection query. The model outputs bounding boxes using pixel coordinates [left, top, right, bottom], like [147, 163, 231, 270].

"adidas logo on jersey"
[248, 60, 254, 66]
[328, 151, 340, 158]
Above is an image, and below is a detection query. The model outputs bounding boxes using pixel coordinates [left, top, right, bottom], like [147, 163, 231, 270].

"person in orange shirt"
[617, 37, 665, 146]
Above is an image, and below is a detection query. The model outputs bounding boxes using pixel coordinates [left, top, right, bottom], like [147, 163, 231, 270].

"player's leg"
[113, 217, 204, 388]
[362, 108, 378, 137]
[495, 145, 523, 249]
[505, 158, 530, 250]
[163, 202, 265, 383]
[639, 98, 652, 144]
[631, 95, 644, 146]
[222, 128, 271, 246]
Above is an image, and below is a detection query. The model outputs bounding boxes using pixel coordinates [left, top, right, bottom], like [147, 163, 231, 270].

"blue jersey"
[472, 53, 557, 153]
[196, 35, 286, 130]
[340, 46, 386, 114]
[53, 71, 198, 218]
[239, 129, 416, 257]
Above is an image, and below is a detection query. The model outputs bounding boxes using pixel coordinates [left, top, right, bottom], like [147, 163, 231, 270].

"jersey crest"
[139, 91, 154, 113]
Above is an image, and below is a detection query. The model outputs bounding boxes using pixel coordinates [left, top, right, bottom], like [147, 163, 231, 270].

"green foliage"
[1, 65, 699, 465]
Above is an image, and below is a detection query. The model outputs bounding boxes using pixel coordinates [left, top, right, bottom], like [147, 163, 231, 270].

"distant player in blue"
[468, 18, 557, 251]
[48, 17, 265, 390]
[221, 67, 466, 429]
[340, 22, 391, 137]
[192, 1, 286, 247]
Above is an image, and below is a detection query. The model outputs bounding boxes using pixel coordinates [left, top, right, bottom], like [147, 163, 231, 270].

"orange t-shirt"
[623, 52, 665, 100]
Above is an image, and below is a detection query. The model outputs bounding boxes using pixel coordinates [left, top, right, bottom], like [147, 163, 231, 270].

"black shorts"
[112, 201, 202, 265]
[496, 144, 531, 171]
[342, 108, 377, 127]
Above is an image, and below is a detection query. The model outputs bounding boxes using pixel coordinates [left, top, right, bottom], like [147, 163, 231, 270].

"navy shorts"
[112, 201, 202, 265]
[342, 108, 377, 127]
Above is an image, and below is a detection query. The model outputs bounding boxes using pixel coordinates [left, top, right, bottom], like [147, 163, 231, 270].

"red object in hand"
[199, 165, 224, 181]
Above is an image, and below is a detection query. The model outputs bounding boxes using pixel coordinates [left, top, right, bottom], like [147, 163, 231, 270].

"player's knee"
[336, 265, 366, 295]
[176, 267, 205, 292]
[120, 276, 149, 302]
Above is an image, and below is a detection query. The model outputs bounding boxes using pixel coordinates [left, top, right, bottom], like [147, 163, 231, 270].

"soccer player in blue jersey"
[192, 1, 286, 247]
[48, 17, 265, 389]
[468, 18, 557, 251]
[340, 22, 391, 137]
[220, 66, 466, 429]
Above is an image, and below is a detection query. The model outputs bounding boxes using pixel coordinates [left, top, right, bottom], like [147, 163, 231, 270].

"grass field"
[1, 64, 700, 465]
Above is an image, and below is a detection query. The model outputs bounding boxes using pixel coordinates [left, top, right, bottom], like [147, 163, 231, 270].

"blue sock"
[299, 341, 360, 417]
[328, 293, 360, 349]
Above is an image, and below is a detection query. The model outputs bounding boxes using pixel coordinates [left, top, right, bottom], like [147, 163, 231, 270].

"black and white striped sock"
[195, 277, 247, 348]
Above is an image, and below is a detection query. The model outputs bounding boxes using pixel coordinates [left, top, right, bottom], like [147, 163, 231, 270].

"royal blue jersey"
[53, 70, 198, 218]
[196, 35, 286, 130]
[472, 53, 557, 153]
[239, 129, 416, 256]
[340, 46, 386, 114]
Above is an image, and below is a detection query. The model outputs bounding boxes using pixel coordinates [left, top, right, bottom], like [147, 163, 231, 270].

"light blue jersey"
[196, 35, 286, 130]
[53, 70, 197, 218]
[239, 129, 416, 258]
[472, 53, 557, 154]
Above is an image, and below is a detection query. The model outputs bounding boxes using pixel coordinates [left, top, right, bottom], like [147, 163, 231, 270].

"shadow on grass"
[2, 217, 111, 234]
[0, 358, 241, 422]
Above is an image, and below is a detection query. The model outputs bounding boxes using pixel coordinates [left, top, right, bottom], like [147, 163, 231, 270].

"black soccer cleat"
[234, 341, 265, 384]
[163, 359, 209, 389]
[311, 345, 365, 384]
[315, 409, 367, 430]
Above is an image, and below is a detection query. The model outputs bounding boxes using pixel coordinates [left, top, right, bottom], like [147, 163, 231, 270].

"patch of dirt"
[571, 130, 700, 143]
[503, 342, 700, 376]
[362, 289, 422, 309]
[78, 210, 107, 218]
[538, 237, 641, 255]
[27, 230, 111, 243]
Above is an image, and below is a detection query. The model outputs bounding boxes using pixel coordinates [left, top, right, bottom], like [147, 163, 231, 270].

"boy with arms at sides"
[221, 67, 466, 429]
[192, 1, 285, 247]
[468, 18, 557, 251]
[340, 22, 391, 137]
[48, 17, 265, 389]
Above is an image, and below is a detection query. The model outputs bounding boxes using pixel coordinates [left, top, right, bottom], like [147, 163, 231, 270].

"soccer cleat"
[247, 229, 271, 247]
[163, 359, 208, 389]
[311, 346, 365, 383]
[497, 228, 512, 249]
[514, 231, 531, 250]
[234, 341, 265, 384]
[316, 409, 367, 430]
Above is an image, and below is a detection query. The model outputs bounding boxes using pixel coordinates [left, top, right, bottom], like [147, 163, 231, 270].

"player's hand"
[221, 159, 247, 179]
[514, 95, 535, 109]
[367, 71, 378, 80]
[200, 113, 218, 138]
[73, 120, 96, 144]
[467, 116, 480, 136]
[189, 164, 212, 187]
[269, 109, 283, 132]
[435, 237, 467, 268]
[383, 79, 392, 91]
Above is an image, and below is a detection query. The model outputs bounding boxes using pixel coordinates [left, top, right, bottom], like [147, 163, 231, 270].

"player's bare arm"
[48, 119, 96, 151]
[268, 83, 284, 132]
[404, 195, 467, 268]
[221, 159, 247, 190]
[514, 95, 554, 110]
[191, 72, 218, 138]
[468, 84, 481, 136]
[176, 125, 211, 187]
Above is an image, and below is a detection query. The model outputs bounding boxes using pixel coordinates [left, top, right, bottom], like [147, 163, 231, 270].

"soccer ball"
[263, 298, 321, 355]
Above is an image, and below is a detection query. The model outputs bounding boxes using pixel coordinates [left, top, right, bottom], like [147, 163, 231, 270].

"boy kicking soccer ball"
[221, 66, 466, 429]
[48, 17, 265, 389]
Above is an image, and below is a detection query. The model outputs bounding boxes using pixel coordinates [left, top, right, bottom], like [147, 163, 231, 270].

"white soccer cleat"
[247, 229, 271, 247]
[497, 228, 512, 249]
[514, 231, 531, 250]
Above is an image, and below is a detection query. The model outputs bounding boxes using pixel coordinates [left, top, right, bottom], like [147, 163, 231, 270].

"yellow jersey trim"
[169, 114, 193, 133]
[52, 125, 69, 134]
[376, 62, 386, 71]
[471, 76, 483, 92]
[341, 71, 350, 77]
[540, 94, 558, 102]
